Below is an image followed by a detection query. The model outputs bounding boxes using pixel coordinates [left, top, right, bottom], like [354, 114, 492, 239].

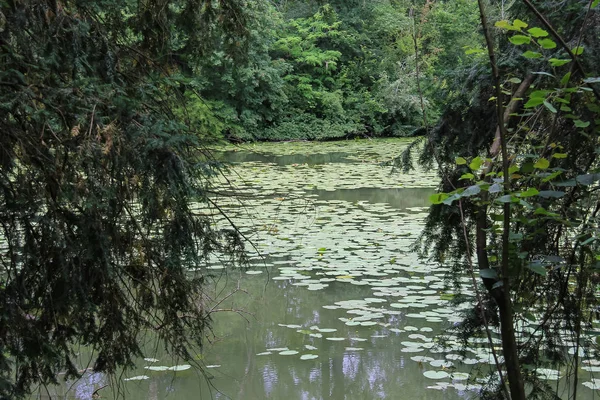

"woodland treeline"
[178, 0, 481, 141]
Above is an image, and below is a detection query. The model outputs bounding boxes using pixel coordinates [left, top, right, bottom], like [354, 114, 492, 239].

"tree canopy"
[0, 0, 248, 397]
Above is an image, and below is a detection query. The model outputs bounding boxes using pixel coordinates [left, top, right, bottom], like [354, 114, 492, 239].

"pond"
[36, 139, 600, 399]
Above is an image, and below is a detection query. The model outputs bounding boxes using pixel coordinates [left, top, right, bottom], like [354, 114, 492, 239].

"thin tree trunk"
[476, 0, 526, 398]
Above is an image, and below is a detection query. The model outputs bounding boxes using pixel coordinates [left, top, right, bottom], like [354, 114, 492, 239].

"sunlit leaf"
[549, 58, 571, 67]
[538, 38, 557, 49]
[510, 35, 531, 45]
[527, 27, 548, 37]
[533, 158, 550, 169]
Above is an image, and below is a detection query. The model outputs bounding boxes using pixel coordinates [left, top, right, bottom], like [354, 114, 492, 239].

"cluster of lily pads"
[188, 140, 600, 394]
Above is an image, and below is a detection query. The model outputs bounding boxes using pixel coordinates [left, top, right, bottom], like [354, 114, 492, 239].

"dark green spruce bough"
[0, 1, 248, 397]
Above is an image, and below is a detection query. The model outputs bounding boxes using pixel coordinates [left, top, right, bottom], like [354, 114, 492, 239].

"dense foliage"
[0, 0, 248, 397]
[403, 0, 600, 398]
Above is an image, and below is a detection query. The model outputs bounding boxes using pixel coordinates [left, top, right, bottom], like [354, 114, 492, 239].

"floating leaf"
[169, 365, 192, 371]
[145, 366, 169, 372]
[423, 371, 450, 379]
[300, 354, 318, 360]
[124, 375, 150, 381]
[279, 350, 299, 355]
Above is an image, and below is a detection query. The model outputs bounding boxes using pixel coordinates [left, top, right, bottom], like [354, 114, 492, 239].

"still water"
[35, 139, 598, 399]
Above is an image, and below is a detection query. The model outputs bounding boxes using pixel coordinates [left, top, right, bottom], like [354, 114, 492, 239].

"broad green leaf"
[574, 120, 590, 128]
[572, 46, 584, 55]
[576, 173, 600, 186]
[442, 193, 462, 205]
[510, 35, 531, 45]
[534, 158, 550, 169]
[527, 27, 548, 37]
[479, 269, 498, 279]
[543, 100, 557, 113]
[494, 20, 513, 29]
[496, 194, 517, 203]
[530, 90, 550, 98]
[508, 77, 522, 84]
[552, 153, 567, 159]
[549, 58, 571, 67]
[527, 263, 547, 276]
[538, 190, 565, 198]
[538, 38, 557, 49]
[593, 0, 599, 8]
[455, 157, 467, 165]
[524, 97, 544, 108]
[461, 185, 481, 197]
[522, 51, 542, 59]
[489, 183, 502, 193]
[538, 190, 565, 199]
[318, 247, 327, 252]
[508, 165, 520, 174]
[560, 72, 572, 86]
[513, 19, 528, 29]
[518, 188, 539, 198]
[429, 193, 449, 205]
[469, 156, 483, 171]
[459, 173, 474, 180]
[535, 207, 560, 217]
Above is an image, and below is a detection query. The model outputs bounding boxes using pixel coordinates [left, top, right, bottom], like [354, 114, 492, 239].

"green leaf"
[469, 156, 483, 171]
[508, 77, 522, 84]
[494, 20, 514, 30]
[480, 269, 498, 279]
[593, 0, 599, 8]
[510, 35, 531, 45]
[430, 193, 449, 205]
[543, 100, 557, 113]
[318, 247, 327, 252]
[535, 207, 560, 217]
[538, 38, 557, 49]
[574, 120, 590, 128]
[527, 27, 548, 37]
[584, 77, 600, 84]
[518, 188, 539, 198]
[496, 194, 517, 203]
[527, 263, 547, 276]
[534, 158, 550, 169]
[524, 97, 544, 108]
[572, 46, 584, 55]
[455, 157, 467, 165]
[462, 185, 481, 197]
[522, 51, 542, 59]
[552, 153, 567, 159]
[549, 58, 571, 67]
[513, 19, 528, 29]
[459, 173, 474, 181]
[560, 72, 572, 86]
[538, 190, 565, 198]
[576, 173, 600, 186]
